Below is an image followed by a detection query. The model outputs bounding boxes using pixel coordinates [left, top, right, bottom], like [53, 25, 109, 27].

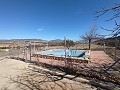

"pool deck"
[87, 51, 113, 67]
[17, 51, 113, 69]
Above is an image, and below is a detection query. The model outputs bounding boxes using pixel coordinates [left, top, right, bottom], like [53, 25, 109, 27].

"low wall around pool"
[32, 50, 90, 64]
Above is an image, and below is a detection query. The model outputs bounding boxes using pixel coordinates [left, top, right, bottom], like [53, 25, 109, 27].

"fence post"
[114, 36, 117, 61]
[9, 45, 11, 58]
[64, 37, 67, 67]
[29, 41, 32, 61]
[25, 42, 27, 62]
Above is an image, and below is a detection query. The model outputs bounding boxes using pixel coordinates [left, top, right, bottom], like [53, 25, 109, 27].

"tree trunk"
[89, 39, 91, 50]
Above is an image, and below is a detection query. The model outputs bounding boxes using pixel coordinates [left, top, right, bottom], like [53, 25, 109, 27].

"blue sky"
[0, 0, 119, 40]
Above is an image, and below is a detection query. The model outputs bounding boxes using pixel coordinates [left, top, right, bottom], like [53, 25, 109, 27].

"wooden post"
[17, 41, 19, 59]
[25, 42, 27, 62]
[103, 41, 105, 53]
[34, 41, 35, 53]
[64, 37, 67, 67]
[29, 41, 32, 61]
[114, 35, 117, 61]
[47, 41, 48, 49]
[9, 45, 11, 58]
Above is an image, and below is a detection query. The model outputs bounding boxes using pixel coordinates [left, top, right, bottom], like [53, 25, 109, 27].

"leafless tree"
[95, 3, 120, 36]
[81, 25, 99, 50]
[95, 3, 120, 73]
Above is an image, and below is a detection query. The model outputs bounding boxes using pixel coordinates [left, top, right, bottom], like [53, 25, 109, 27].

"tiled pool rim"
[32, 49, 90, 62]
[35, 49, 86, 57]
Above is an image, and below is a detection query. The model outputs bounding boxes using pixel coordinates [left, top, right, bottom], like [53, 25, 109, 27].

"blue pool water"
[36, 49, 86, 57]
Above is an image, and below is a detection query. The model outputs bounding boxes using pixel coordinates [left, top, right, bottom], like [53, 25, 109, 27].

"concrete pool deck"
[88, 51, 113, 67]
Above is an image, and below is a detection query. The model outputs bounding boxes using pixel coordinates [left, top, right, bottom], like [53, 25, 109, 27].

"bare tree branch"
[95, 4, 120, 21]
[95, 3, 120, 37]
[81, 25, 100, 49]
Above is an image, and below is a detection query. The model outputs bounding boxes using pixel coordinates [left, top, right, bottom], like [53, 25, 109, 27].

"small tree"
[81, 25, 98, 50]
[66, 39, 75, 48]
[63, 39, 75, 49]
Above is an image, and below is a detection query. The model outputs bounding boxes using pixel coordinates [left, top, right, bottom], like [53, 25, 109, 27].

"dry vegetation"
[71, 44, 103, 50]
[0, 43, 120, 90]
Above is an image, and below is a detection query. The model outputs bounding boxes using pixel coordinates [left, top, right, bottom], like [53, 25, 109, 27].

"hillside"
[95, 36, 120, 47]
[0, 39, 47, 44]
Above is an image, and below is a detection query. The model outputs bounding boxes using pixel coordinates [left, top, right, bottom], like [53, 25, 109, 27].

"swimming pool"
[36, 49, 86, 57]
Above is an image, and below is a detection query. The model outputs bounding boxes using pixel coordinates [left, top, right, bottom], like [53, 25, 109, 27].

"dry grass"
[71, 44, 104, 50]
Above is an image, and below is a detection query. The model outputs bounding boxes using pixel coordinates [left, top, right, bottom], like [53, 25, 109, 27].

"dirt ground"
[0, 58, 97, 90]
[0, 44, 118, 90]
[0, 58, 29, 90]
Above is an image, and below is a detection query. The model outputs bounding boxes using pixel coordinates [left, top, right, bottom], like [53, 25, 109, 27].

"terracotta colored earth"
[18, 51, 113, 68]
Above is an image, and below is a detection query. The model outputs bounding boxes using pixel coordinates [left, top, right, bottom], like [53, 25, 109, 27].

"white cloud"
[37, 28, 44, 31]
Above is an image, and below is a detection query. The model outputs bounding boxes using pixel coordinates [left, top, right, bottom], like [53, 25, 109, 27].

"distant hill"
[0, 39, 47, 44]
[0, 38, 78, 46]
[48, 39, 63, 43]
[0, 39, 64, 44]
